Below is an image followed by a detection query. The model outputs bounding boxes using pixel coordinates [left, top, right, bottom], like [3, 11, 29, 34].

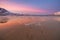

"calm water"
[0, 16, 60, 40]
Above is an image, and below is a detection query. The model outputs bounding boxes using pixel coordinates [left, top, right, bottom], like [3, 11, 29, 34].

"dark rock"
[0, 17, 8, 23]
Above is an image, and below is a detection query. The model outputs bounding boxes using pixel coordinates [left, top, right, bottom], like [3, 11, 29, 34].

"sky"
[0, 0, 60, 15]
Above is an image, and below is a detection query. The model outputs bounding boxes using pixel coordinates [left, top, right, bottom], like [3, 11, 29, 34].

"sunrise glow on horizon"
[0, 0, 47, 13]
[0, 0, 60, 14]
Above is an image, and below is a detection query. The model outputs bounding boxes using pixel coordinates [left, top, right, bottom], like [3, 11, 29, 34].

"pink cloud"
[0, 1, 47, 13]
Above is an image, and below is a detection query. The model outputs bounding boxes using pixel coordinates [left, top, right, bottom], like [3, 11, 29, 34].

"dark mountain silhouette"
[0, 8, 60, 16]
[0, 8, 21, 16]
[0, 8, 9, 16]
[0, 8, 8, 13]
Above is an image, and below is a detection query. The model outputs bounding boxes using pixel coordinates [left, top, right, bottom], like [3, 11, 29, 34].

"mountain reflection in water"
[0, 16, 60, 40]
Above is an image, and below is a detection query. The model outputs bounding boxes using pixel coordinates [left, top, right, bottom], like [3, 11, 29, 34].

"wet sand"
[0, 16, 60, 40]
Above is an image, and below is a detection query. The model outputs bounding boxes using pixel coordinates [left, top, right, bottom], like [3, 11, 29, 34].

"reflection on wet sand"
[53, 17, 60, 21]
[0, 16, 47, 29]
[0, 16, 60, 40]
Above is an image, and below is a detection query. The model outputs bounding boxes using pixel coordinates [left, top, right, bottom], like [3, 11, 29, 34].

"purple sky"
[0, 0, 60, 15]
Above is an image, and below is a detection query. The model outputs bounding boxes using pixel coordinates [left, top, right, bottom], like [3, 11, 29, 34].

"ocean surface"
[0, 16, 60, 40]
